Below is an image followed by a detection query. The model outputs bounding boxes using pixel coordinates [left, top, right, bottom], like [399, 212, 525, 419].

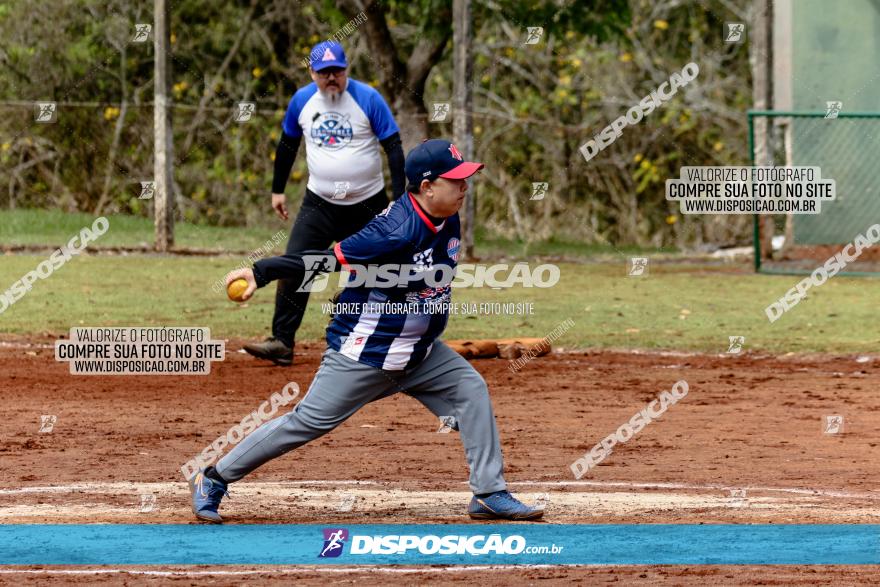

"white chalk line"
[0, 480, 376, 495]
[505, 480, 880, 501]
[2, 479, 877, 501]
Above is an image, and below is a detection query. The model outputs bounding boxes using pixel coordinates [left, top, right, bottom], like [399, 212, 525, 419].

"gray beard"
[319, 80, 346, 102]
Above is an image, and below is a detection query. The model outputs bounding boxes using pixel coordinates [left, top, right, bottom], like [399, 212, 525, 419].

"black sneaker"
[243, 337, 293, 366]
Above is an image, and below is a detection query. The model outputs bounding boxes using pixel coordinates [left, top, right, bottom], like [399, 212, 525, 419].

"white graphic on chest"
[412, 248, 434, 273]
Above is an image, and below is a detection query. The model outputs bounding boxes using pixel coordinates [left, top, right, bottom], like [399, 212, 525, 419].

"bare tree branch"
[181, 0, 259, 154]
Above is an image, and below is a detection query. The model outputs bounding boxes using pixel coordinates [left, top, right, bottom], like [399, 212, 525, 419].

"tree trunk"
[393, 98, 429, 153]
[154, 0, 174, 251]
[338, 0, 449, 152]
[453, 0, 474, 258]
[750, 0, 773, 261]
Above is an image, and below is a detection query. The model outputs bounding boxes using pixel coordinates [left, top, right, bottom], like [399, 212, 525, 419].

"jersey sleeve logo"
[379, 200, 395, 216]
[310, 112, 353, 150]
[446, 238, 460, 262]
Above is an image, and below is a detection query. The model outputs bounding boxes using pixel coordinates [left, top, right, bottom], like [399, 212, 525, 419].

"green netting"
[748, 111, 880, 275]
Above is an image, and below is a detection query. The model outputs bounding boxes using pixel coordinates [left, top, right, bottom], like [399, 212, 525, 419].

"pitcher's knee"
[458, 370, 491, 407]
[284, 403, 344, 435]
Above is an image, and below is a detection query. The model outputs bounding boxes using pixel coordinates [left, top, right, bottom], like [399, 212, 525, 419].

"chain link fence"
[749, 111, 880, 275]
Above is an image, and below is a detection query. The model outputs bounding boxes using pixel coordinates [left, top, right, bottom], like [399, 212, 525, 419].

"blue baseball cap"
[405, 139, 484, 187]
[308, 41, 348, 71]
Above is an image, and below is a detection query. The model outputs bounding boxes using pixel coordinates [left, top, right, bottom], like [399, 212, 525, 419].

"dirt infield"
[1, 338, 879, 583]
[2, 565, 879, 586]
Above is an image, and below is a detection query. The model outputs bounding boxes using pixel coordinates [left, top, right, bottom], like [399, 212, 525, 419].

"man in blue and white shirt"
[245, 40, 406, 366]
[190, 140, 544, 523]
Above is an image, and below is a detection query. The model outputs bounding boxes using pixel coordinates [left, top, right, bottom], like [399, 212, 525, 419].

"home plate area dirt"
[2, 339, 879, 584]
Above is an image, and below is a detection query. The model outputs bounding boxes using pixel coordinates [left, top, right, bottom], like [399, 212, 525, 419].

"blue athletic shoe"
[189, 470, 228, 523]
[468, 490, 544, 520]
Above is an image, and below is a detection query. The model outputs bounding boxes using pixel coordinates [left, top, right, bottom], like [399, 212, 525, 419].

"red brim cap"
[439, 161, 484, 180]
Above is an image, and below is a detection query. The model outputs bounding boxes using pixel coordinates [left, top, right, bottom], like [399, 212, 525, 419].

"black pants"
[272, 187, 389, 347]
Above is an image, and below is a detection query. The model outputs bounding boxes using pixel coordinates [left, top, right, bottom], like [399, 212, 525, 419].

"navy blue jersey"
[328, 193, 461, 370]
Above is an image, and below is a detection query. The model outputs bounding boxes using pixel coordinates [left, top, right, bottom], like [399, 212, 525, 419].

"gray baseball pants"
[215, 340, 507, 494]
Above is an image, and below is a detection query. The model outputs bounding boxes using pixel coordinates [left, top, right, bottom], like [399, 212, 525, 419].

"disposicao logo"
[319, 528, 348, 558]
[346, 533, 527, 555]
[317, 530, 563, 558]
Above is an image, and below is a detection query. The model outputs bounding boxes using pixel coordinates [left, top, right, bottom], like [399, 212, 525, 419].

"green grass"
[0, 209, 291, 252]
[0, 209, 667, 260]
[474, 231, 678, 260]
[1, 254, 876, 353]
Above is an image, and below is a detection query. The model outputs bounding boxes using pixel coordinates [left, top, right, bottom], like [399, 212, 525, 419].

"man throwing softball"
[188, 139, 543, 522]
[246, 40, 406, 366]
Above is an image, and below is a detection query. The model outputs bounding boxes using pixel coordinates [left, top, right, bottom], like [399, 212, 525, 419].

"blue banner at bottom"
[0, 525, 878, 565]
